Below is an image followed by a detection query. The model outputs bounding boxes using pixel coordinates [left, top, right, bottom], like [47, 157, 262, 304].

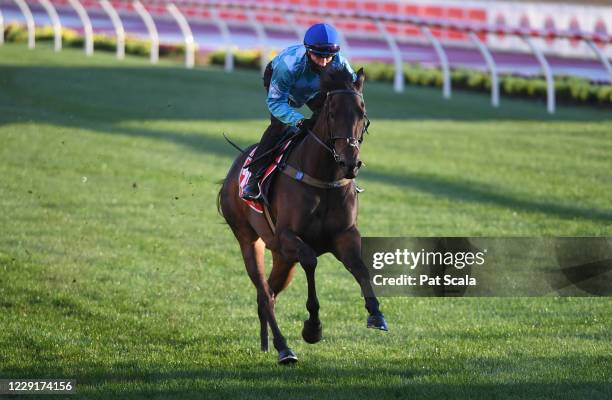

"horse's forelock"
[320, 66, 355, 93]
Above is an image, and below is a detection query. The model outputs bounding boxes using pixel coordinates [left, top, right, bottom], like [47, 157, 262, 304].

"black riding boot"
[241, 121, 286, 200]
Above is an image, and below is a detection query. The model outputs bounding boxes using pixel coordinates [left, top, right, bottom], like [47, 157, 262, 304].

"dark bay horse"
[218, 66, 387, 364]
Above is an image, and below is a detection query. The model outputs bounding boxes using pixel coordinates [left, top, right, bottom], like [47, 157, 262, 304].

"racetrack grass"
[0, 43, 611, 399]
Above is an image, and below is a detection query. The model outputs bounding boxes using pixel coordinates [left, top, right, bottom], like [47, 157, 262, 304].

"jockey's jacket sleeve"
[267, 65, 305, 126]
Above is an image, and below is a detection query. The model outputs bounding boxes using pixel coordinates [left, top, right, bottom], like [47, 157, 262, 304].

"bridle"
[308, 89, 370, 164]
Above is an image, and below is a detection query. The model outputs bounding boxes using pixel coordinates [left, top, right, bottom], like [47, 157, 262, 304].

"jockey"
[241, 22, 356, 200]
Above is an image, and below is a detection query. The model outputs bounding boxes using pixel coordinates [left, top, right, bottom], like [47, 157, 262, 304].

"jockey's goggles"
[305, 44, 340, 57]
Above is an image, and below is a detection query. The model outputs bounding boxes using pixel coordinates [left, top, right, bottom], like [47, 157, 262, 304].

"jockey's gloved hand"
[300, 118, 314, 130]
[286, 120, 304, 136]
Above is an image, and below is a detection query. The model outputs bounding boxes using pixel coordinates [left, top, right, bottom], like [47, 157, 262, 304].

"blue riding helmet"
[303, 23, 341, 56]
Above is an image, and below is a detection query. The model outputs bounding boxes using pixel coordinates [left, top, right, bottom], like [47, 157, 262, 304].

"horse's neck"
[293, 117, 343, 182]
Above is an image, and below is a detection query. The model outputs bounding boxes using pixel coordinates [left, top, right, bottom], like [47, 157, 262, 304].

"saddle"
[238, 136, 300, 214]
[238, 126, 363, 217]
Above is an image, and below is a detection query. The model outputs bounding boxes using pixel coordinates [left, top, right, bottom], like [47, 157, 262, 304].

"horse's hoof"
[302, 319, 322, 344]
[367, 314, 389, 331]
[278, 348, 298, 364]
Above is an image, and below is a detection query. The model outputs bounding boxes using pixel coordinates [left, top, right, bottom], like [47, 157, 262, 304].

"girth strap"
[263, 203, 276, 235]
[281, 164, 352, 189]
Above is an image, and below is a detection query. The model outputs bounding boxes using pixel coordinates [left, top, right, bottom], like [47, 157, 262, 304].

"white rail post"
[133, 0, 158, 64]
[209, 7, 233, 72]
[39, 0, 62, 51]
[468, 31, 499, 107]
[246, 10, 269, 74]
[167, 3, 195, 68]
[421, 26, 451, 99]
[13, 0, 35, 49]
[100, 0, 125, 59]
[0, 9, 5, 45]
[523, 36, 555, 114]
[375, 20, 404, 93]
[68, 0, 93, 55]
[585, 40, 612, 84]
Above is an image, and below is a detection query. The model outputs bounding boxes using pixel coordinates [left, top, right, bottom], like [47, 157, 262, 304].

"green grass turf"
[0, 43, 611, 399]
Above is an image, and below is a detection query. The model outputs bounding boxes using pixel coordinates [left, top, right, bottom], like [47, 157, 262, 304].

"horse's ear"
[354, 68, 365, 92]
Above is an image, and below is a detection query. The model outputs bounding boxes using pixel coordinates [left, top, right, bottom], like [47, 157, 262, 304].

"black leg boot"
[241, 121, 285, 200]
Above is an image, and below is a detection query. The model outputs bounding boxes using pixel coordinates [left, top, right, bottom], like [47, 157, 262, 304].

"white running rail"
[0, 8, 5, 45]
[421, 26, 451, 99]
[38, 0, 62, 52]
[100, 0, 125, 59]
[13, 0, 35, 49]
[68, 0, 94, 56]
[468, 32, 499, 107]
[523, 36, 555, 114]
[167, 3, 195, 68]
[133, 0, 159, 64]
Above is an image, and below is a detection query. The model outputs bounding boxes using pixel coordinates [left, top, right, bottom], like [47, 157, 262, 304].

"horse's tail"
[223, 133, 245, 154]
[218, 133, 243, 220]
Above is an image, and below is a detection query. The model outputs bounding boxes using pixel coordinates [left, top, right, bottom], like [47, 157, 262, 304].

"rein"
[282, 88, 370, 190]
[311, 89, 370, 163]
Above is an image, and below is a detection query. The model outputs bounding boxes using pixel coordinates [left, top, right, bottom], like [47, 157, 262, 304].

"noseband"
[308, 89, 370, 164]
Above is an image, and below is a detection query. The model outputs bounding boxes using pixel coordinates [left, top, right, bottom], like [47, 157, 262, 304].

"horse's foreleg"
[331, 227, 388, 331]
[278, 229, 317, 269]
[302, 260, 322, 343]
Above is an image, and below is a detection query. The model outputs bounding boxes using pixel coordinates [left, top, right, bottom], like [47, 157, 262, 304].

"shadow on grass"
[1, 63, 611, 223]
[1, 65, 611, 124]
[9, 111, 606, 224]
[1, 356, 610, 399]
[89, 123, 612, 224]
[360, 169, 612, 223]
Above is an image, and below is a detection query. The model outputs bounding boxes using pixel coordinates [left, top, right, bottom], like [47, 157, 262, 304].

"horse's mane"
[320, 66, 356, 93]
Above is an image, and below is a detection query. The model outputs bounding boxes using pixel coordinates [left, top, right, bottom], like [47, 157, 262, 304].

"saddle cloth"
[238, 140, 292, 213]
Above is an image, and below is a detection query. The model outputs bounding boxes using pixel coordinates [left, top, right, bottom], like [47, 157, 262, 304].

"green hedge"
[208, 48, 263, 69]
[3, 23, 186, 58]
[4, 23, 610, 106]
[207, 49, 612, 106]
[369, 62, 611, 105]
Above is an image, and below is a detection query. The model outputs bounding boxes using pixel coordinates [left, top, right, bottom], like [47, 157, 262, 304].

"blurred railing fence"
[1, 0, 611, 114]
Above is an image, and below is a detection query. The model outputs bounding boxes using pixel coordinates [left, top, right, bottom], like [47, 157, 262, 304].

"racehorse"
[218, 66, 387, 364]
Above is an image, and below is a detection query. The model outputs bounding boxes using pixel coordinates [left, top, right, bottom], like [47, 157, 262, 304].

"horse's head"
[318, 66, 369, 179]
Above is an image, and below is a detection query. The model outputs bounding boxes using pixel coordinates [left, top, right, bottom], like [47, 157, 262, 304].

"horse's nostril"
[356, 160, 363, 169]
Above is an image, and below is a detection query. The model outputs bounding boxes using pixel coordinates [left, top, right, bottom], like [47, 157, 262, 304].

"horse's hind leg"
[266, 251, 299, 363]
[238, 238, 296, 363]
[237, 238, 269, 351]
[277, 229, 322, 344]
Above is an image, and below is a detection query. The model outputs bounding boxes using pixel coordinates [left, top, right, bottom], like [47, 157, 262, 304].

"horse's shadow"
[1, 355, 609, 399]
